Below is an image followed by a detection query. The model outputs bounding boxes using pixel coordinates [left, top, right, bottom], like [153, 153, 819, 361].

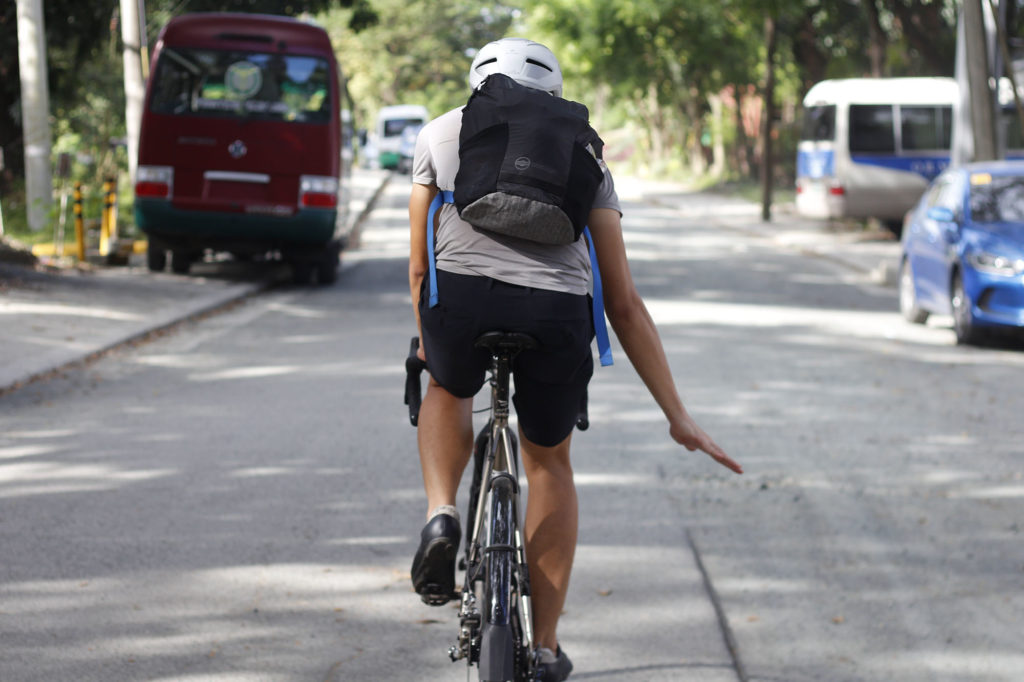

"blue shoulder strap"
[584, 227, 614, 367]
[425, 191, 454, 308]
[425, 193, 612, 366]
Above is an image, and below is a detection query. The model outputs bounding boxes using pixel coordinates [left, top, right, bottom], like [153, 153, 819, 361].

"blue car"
[900, 161, 1024, 345]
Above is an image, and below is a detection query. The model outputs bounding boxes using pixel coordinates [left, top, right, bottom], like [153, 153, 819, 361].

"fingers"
[697, 435, 743, 475]
[669, 420, 744, 474]
[710, 450, 744, 475]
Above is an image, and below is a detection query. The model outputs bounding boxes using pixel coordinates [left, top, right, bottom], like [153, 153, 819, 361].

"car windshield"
[149, 47, 331, 123]
[969, 173, 1024, 223]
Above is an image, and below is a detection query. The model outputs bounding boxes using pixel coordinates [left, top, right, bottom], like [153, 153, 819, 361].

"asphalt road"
[1, 177, 1023, 681]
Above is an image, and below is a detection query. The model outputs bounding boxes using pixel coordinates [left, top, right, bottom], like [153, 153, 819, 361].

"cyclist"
[408, 37, 743, 682]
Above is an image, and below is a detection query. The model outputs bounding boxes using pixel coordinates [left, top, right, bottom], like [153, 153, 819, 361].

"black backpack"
[453, 73, 605, 244]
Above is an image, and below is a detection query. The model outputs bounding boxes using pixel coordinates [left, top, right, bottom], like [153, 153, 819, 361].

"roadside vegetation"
[1, 0, 987, 243]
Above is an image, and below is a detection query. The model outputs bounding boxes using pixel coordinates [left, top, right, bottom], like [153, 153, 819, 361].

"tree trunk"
[15, 0, 52, 231]
[732, 84, 753, 179]
[761, 16, 777, 223]
[865, 0, 887, 77]
[964, 0, 997, 161]
[120, 0, 145, 186]
[709, 93, 726, 178]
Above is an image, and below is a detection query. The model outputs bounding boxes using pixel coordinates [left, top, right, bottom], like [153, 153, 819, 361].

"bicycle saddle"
[474, 331, 539, 354]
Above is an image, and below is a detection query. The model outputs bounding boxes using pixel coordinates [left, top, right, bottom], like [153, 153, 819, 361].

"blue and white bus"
[796, 77, 959, 231]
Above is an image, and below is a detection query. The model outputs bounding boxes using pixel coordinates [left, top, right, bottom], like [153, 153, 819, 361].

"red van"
[135, 13, 347, 283]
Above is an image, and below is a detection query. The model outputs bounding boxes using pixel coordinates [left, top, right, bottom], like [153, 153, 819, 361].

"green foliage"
[319, 0, 518, 128]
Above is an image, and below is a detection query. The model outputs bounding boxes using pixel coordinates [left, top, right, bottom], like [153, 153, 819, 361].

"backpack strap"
[584, 226, 614, 367]
[426, 190, 454, 308]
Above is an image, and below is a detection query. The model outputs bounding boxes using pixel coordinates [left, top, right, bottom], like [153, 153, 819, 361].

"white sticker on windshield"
[225, 61, 263, 98]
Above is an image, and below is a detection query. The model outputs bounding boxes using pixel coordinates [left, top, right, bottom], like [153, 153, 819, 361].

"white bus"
[374, 104, 429, 170]
[795, 77, 959, 231]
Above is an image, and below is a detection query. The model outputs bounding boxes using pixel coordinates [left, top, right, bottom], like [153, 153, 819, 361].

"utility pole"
[16, 0, 53, 232]
[120, 0, 146, 185]
[964, 0, 998, 161]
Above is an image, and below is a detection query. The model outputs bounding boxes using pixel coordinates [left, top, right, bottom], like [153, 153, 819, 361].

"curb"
[0, 171, 394, 397]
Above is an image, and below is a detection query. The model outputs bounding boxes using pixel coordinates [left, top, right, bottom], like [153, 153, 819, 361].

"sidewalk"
[0, 168, 391, 395]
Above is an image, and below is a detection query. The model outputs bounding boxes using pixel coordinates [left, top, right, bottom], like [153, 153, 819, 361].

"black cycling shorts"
[419, 270, 594, 447]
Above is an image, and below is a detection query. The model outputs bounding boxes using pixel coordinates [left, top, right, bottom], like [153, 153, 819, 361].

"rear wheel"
[899, 259, 929, 324]
[146, 241, 166, 272]
[170, 250, 194, 274]
[479, 477, 517, 682]
[291, 260, 314, 285]
[316, 248, 339, 285]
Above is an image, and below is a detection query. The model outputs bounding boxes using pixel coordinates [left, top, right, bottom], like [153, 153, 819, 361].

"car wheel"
[291, 260, 314, 285]
[171, 250, 193, 274]
[951, 271, 982, 345]
[316, 252, 339, 285]
[146, 241, 167, 272]
[899, 259, 929, 324]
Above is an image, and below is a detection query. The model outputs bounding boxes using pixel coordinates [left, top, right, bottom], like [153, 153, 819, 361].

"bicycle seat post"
[474, 331, 538, 455]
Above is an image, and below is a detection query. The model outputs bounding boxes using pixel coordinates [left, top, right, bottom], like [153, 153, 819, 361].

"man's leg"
[520, 430, 578, 652]
[418, 376, 475, 517]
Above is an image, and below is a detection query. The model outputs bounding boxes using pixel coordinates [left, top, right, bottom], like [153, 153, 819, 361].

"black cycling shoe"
[411, 513, 461, 606]
[536, 646, 573, 682]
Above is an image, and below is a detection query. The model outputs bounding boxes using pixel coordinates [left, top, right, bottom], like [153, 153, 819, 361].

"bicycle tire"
[479, 474, 517, 682]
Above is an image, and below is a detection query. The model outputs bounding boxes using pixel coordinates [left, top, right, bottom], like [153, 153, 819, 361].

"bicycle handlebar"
[405, 337, 426, 426]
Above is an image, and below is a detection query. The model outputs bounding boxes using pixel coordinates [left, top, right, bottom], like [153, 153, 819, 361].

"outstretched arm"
[588, 207, 742, 474]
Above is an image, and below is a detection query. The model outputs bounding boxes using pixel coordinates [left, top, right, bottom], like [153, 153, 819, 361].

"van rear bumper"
[135, 199, 341, 251]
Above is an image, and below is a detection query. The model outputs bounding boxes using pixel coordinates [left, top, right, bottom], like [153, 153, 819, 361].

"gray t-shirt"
[412, 106, 622, 296]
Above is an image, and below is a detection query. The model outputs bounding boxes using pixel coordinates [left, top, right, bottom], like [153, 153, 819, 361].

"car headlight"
[966, 251, 1024, 277]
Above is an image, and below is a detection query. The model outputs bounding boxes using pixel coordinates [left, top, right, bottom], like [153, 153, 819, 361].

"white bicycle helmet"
[468, 38, 563, 97]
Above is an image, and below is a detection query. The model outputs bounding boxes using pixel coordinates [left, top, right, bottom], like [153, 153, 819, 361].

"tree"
[320, 0, 518, 129]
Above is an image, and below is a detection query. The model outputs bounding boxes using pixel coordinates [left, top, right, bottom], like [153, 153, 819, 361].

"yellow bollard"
[73, 182, 85, 261]
[99, 178, 114, 256]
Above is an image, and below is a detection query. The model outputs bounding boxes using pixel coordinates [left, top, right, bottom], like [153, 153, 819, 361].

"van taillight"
[828, 183, 845, 196]
[299, 175, 338, 209]
[136, 166, 173, 199]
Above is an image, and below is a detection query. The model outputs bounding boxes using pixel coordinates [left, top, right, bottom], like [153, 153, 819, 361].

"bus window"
[150, 48, 332, 124]
[901, 105, 952, 151]
[801, 105, 836, 142]
[384, 118, 423, 137]
[850, 104, 895, 153]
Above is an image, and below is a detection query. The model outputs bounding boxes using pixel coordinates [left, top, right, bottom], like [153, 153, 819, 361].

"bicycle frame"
[454, 334, 537, 681]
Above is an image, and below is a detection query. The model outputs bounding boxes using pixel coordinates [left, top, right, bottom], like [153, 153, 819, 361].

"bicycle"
[405, 334, 587, 682]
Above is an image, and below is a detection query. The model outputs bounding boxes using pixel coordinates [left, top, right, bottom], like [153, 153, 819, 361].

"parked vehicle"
[796, 77, 958, 234]
[899, 160, 1024, 345]
[135, 13, 349, 284]
[374, 105, 428, 170]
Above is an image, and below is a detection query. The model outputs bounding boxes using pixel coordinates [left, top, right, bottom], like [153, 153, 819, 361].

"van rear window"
[149, 48, 331, 123]
[800, 105, 835, 142]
